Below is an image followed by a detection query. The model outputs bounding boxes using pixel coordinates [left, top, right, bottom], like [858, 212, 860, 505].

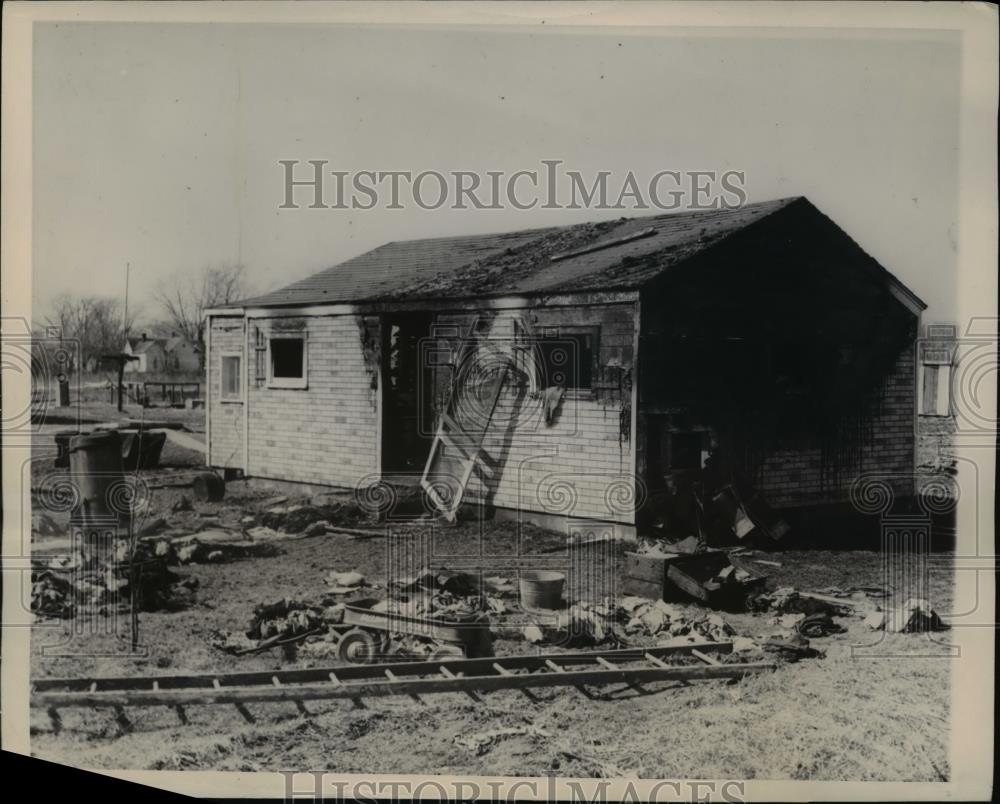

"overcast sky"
[33, 23, 960, 323]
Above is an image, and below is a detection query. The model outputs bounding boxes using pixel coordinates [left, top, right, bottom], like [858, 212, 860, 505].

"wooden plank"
[550, 227, 656, 262]
[493, 662, 539, 702]
[35, 662, 776, 708]
[623, 552, 671, 583]
[691, 649, 720, 666]
[441, 665, 481, 702]
[620, 577, 665, 600]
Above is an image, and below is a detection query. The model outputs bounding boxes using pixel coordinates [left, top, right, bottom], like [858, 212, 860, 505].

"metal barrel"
[68, 431, 124, 562]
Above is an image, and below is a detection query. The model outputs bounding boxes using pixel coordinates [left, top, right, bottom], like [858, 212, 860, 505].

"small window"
[537, 331, 595, 390]
[920, 362, 952, 416]
[268, 336, 307, 388]
[221, 355, 242, 401]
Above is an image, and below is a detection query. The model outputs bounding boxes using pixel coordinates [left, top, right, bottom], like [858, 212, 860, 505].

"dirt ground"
[27, 435, 954, 781]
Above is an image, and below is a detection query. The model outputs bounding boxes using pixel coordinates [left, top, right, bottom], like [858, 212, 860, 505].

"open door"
[381, 313, 435, 473]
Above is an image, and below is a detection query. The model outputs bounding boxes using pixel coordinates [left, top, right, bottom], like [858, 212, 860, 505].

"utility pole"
[119, 263, 131, 412]
[123, 262, 131, 343]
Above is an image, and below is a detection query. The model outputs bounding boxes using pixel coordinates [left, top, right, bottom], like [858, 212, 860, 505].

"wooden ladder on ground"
[34, 642, 775, 731]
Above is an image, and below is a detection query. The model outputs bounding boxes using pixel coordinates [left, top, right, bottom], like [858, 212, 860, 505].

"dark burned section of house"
[204, 197, 925, 540]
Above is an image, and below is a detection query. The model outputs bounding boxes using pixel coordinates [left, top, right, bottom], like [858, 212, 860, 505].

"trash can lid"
[68, 431, 121, 449]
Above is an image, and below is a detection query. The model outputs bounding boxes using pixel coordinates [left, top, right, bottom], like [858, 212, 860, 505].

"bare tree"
[153, 264, 250, 348]
[43, 294, 140, 372]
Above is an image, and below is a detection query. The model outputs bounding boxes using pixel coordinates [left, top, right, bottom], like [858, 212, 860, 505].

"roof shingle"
[234, 197, 805, 308]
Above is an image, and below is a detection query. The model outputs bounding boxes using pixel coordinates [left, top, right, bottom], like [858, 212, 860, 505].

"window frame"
[919, 360, 953, 417]
[219, 352, 243, 403]
[266, 332, 308, 390]
[534, 326, 600, 395]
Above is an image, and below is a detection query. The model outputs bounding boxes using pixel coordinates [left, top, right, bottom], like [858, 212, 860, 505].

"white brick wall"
[208, 304, 640, 523]
[246, 315, 379, 487]
[435, 304, 638, 524]
[207, 316, 246, 469]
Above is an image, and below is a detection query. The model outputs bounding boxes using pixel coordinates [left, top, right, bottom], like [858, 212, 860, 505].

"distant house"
[124, 332, 201, 374]
[165, 334, 202, 372]
[124, 334, 169, 374]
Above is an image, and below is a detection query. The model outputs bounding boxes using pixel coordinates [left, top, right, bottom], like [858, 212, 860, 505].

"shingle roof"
[127, 338, 167, 354]
[165, 335, 199, 353]
[231, 197, 897, 308]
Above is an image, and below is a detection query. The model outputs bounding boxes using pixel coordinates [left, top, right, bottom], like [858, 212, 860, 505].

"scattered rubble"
[795, 612, 847, 638]
[867, 598, 948, 633]
[622, 549, 765, 611]
[211, 597, 332, 655]
[747, 587, 854, 617]
[147, 531, 283, 565]
[31, 544, 198, 618]
[325, 569, 374, 595]
[620, 596, 735, 643]
[758, 633, 824, 662]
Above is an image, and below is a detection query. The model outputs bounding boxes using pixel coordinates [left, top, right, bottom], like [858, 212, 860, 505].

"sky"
[33, 22, 961, 323]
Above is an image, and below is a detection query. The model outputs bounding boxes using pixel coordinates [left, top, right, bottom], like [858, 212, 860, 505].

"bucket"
[519, 570, 566, 610]
[193, 472, 226, 502]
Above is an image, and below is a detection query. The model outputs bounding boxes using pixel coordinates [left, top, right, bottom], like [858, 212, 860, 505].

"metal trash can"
[68, 431, 124, 563]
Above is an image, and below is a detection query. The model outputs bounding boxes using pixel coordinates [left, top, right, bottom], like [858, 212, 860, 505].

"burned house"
[205, 197, 925, 539]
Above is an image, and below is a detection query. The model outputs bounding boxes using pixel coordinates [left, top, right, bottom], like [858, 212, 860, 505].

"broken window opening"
[536, 330, 596, 391]
[220, 354, 242, 401]
[268, 336, 307, 389]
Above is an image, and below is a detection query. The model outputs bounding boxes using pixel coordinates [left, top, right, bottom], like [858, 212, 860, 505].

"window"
[920, 362, 952, 416]
[537, 330, 596, 390]
[220, 354, 242, 401]
[268, 336, 307, 388]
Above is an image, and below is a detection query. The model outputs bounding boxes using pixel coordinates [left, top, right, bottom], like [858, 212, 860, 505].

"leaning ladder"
[420, 316, 535, 522]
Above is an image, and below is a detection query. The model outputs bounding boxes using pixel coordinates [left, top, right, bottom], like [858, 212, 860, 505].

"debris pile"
[147, 531, 283, 565]
[619, 596, 735, 644]
[747, 587, 853, 618]
[522, 600, 620, 647]
[210, 570, 494, 660]
[326, 569, 375, 595]
[794, 612, 847, 638]
[622, 549, 765, 611]
[31, 545, 198, 619]
[866, 598, 948, 633]
[257, 500, 378, 534]
[211, 597, 343, 655]
[755, 633, 824, 663]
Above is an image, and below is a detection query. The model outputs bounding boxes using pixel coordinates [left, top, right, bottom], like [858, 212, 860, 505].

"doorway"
[381, 313, 435, 473]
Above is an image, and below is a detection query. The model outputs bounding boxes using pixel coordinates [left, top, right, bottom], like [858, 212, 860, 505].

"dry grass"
[28, 442, 954, 780]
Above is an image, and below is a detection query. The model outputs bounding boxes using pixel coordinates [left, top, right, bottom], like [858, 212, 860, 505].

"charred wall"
[636, 204, 920, 510]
